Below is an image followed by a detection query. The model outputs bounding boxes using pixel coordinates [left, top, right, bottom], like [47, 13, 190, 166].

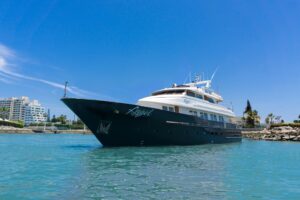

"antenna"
[230, 102, 234, 111]
[63, 81, 68, 98]
[207, 67, 219, 88]
[210, 67, 219, 82]
[195, 74, 201, 82]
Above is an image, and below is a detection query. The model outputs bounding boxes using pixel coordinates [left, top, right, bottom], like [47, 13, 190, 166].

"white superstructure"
[138, 77, 236, 123]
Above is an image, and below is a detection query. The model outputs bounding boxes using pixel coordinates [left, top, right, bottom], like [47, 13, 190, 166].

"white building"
[0, 96, 29, 121]
[24, 100, 47, 125]
[0, 97, 47, 125]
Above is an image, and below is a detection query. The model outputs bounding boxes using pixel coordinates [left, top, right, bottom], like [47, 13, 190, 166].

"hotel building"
[0, 97, 47, 125]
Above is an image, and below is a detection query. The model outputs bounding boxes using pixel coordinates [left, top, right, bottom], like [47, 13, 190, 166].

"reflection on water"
[69, 144, 239, 200]
[0, 134, 300, 200]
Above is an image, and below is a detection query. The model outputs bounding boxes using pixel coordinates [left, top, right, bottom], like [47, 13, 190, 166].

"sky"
[0, 0, 300, 122]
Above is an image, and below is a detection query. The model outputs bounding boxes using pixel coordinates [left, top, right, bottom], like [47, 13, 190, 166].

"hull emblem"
[126, 106, 154, 118]
[97, 120, 112, 134]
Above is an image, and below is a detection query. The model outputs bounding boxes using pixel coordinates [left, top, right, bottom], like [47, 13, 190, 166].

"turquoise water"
[0, 134, 299, 200]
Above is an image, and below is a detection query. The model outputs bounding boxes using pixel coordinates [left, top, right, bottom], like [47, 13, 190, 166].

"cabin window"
[210, 114, 218, 121]
[153, 90, 185, 96]
[189, 110, 197, 116]
[169, 107, 175, 112]
[200, 112, 205, 119]
[195, 94, 203, 99]
[201, 113, 208, 120]
[219, 116, 224, 122]
[186, 91, 195, 97]
[171, 90, 185, 94]
[175, 106, 179, 113]
[199, 112, 203, 119]
[204, 96, 215, 103]
[163, 106, 175, 112]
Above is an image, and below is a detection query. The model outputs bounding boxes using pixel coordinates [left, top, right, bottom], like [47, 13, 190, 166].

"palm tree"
[0, 107, 9, 120]
[252, 110, 261, 125]
[265, 113, 275, 125]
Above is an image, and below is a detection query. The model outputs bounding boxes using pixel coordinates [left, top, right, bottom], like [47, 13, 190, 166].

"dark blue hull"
[62, 98, 241, 147]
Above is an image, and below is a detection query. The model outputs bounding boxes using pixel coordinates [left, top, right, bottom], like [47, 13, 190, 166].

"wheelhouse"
[152, 89, 218, 104]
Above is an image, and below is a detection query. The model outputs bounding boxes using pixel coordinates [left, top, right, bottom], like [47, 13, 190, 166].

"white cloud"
[0, 57, 6, 69]
[0, 44, 15, 58]
[0, 43, 104, 98]
[0, 77, 12, 84]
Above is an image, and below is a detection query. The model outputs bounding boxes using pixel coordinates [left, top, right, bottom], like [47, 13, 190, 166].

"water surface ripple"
[0, 134, 299, 199]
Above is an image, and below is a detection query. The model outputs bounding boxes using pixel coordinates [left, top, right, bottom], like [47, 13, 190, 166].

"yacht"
[62, 76, 241, 146]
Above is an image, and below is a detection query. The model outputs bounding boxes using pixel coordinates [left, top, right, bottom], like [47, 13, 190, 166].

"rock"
[282, 134, 290, 140]
[273, 136, 281, 141]
[289, 135, 296, 140]
[265, 138, 273, 141]
[293, 136, 300, 141]
[242, 126, 300, 141]
[261, 128, 271, 134]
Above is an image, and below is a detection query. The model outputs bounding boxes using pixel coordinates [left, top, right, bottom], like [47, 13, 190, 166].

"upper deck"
[138, 77, 236, 123]
[152, 84, 223, 104]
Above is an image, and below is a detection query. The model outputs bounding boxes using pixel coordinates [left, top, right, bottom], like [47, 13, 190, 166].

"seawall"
[242, 126, 300, 142]
[0, 126, 92, 134]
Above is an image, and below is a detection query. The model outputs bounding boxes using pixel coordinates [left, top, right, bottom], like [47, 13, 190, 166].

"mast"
[63, 81, 68, 98]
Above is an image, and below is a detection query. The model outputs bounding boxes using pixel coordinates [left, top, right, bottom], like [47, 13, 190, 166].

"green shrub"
[0, 120, 24, 128]
[54, 124, 84, 130]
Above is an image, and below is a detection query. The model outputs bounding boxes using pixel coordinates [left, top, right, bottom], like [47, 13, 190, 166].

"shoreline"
[2, 126, 300, 142]
[0, 126, 92, 134]
[242, 126, 300, 142]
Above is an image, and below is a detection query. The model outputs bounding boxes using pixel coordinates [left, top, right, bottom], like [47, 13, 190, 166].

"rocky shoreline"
[0, 126, 33, 134]
[2, 125, 300, 141]
[0, 126, 92, 134]
[242, 126, 300, 142]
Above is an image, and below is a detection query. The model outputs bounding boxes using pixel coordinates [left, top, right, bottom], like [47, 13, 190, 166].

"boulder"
[289, 135, 296, 140]
[293, 136, 300, 141]
[282, 134, 290, 139]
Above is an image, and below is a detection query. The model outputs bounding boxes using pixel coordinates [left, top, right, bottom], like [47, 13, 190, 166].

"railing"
[194, 117, 239, 129]
[167, 118, 239, 129]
